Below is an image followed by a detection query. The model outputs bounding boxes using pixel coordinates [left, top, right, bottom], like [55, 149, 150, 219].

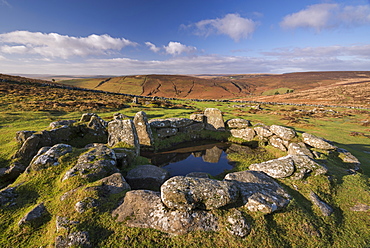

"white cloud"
[186, 13, 258, 41]
[280, 3, 338, 31]
[163, 41, 196, 55]
[145, 41, 160, 53]
[0, 31, 137, 58]
[0, 0, 11, 7]
[262, 44, 370, 58]
[280, 3, 370, 31]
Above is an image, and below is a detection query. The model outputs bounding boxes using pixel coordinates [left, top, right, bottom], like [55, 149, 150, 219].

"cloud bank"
[0, 31, 137, 58]
[280, 3, 370, 31]
[186, 13, 258, 41]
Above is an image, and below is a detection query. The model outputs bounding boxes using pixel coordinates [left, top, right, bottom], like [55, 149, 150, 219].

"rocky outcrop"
[302, 133, 337, 150]
[62, 144, 118, 182]
[224, 171, 291, 213]
[161, 176, 239, 211]
[125, 164, 170, 191]
[0, 186, 17, 207]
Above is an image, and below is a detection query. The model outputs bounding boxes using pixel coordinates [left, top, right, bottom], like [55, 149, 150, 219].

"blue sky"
[0, 0, 369, 75]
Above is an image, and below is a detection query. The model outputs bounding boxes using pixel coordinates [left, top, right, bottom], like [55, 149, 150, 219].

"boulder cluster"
[0, 108, 363, 245]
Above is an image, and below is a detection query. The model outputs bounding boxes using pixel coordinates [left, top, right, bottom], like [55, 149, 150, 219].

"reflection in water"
[142, 142, 235, 176]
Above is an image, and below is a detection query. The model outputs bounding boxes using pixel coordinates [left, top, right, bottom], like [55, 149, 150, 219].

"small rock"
[55, 231, 91, 248]
[18, 203, 48, 227]
[350, 203, 370, 212]
[75, 197, 98, 213]
[133, 111, 154, 147]
[309, 191, 333, 216]
[49, 120, 76, 129]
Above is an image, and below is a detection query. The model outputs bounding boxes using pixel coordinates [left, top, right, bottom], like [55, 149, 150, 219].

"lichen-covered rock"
[288, 142, 314, 158]
[62, 144, 118, 182]
[55, 231, 91, 248]
[224, 209, 250, 237]
[189, 114, 205, 123]
[166, 117, 194, 128]
[289, 155, 327, 179]
[56, 216, 79, 232]
[337, 148, 361, 165]
[0, 186, 17, 207]
[149, 119, 171, 128]
[160, 176, 239, 211]
[15, 130, 36, 144]
[18, 203, 48, 227]
[302, 133, 337, 150]
[249, 155, 327, 179]
[112, 190, 219, 235]
[97, 172, 131, 194]
[226, 119, 251, 129]
[179, 122, 204, 133]
[270, 125, 296, 141]
[156, 127, 178, 138]
[27, 144, 73, 172]
[230, 128, 256, 141]
[133, 111, 154, 147]
[126, 164, 170, 191]
[49, 120, 76, 129]
[309, 191, 333, 216]
[254, 126, 273, 138]
[204, 108, 225, 131]
[87, 115, 107, 136]
[249, 155, 295, 178]
[80, 113, 96, 122]
[269, 135, 288, 151]
[107, 119, 139, 154]
[75, 197, 98, 213]
[224, 170, 291, 214]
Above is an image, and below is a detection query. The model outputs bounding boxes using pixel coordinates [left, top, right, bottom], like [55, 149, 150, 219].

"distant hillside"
[57, 71, 370, 107]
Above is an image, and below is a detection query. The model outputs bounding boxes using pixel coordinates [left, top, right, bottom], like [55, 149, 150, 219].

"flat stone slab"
[126, 164, 170, 191]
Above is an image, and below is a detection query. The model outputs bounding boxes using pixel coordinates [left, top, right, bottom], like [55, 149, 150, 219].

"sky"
[0, 0, 370, 75]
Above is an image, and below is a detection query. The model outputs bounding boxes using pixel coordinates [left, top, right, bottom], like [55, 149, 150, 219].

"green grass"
[261, 88, 294, 96]
[1, 83, 370, 247]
